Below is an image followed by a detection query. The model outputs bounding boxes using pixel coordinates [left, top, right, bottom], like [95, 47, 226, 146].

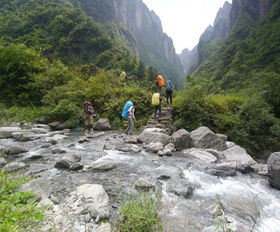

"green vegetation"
[0, 0, 158, 129]
[173, 77, 280, 158]
[0, 171, 44, 232]
[117, 194, 162, 232]
[176, 1, 280, 158]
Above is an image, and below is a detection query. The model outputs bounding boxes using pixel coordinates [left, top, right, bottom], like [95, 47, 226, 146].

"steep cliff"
[179, 47, 199, 75]
[230, 0, 276, 28]
[72, 0, 184, 87]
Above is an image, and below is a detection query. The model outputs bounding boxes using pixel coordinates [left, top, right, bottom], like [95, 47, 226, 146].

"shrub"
[0, 171, 44, 232]
[117, 194, 162, 232]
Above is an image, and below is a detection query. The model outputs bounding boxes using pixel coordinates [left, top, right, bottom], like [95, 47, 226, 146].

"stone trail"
[145, 106, 174, 134]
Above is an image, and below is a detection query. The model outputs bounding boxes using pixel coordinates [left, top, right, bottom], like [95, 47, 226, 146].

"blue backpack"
[122, 101, 133, 119]
[166, 80, 173, 92]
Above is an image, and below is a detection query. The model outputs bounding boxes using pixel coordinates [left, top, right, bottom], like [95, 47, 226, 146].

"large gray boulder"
[184, 148, 217, 164]
[171, 129, 191, 151]
[267, 152, 280, 190]
[3, 162, 26, 172]
[33, 124, 51, 130]
[0, 127, 22, 139]
[12, 131, 37, 142]
[138, 128, 170, 146]
[190, 127, 227, 151]
[19, 178, 51, 199]
[145, 142, 163, 153]
[31, 128, 50, 134]
[76, 184, 109, 219]
[116, 144, 141, 153]
[205, 162, 237, 177]
[6, 145, 29, 155]
[221, 145, 257, 173]
[161, 143, 176, 156]
[93, 118, 111, 130]
[55, 154, 81, 169]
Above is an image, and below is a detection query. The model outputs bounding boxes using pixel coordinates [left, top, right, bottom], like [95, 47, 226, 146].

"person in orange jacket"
[156, 75, 165, 94]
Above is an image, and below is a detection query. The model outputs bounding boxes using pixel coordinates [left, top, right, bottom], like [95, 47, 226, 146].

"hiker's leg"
[166, 92, 169, 104]
[89, 116, 94, 134]
[170, 92, 173, 105]
[127, 118, 134, 135]
[154, 106, 158, 118]
[84, 117, 89, 134]
[159, 105, 162, 116]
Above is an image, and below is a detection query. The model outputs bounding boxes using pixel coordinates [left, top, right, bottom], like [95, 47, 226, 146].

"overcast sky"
[142, 0, 231, 54]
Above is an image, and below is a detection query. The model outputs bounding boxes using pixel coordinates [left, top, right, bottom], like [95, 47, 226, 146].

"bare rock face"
[190, 127, 227, 151]
[267, 152, 280, 190]
[230, 0, 276, 28]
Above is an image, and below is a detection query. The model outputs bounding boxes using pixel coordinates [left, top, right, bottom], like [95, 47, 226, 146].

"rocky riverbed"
[0, 122, 280, 232]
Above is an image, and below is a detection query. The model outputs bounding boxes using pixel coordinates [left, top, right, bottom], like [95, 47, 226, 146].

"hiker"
[166, 79, 173, 105]
[156, 75, 165, 94]
[122, 101, 136, 135]
[83, 101, 94, 135]
[152, 92, 162, 118]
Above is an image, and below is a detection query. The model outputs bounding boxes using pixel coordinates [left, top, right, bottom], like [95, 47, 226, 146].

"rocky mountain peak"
[230, 0, 276, 28]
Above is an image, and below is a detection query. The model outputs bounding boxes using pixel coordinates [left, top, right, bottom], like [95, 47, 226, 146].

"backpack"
[122, 101, 133, 119]
[166, 81, 173, 92]
[156, 75, 165, 87]
[84, 102, 93, 115]
[152, 93, 160, 106]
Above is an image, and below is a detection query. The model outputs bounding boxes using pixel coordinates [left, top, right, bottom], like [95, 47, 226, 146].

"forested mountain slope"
[174, 0, 280, 158]
[70, 0, 184, 87]
[0, 0, 158, 128]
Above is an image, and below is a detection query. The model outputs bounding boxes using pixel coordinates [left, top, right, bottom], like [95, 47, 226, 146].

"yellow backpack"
[152, 93, 160, 106]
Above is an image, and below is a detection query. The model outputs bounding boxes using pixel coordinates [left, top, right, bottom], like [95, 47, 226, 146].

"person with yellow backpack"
[152, 92, 162, 119]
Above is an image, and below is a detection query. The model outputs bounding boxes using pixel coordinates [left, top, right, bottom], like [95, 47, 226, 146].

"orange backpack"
[156, 75, 165, 87]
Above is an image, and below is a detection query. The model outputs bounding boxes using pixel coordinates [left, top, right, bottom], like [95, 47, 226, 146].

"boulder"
[145, 142, 163, 153]
[221, 145, 257, 173]
[205, 162, 237, 177]
[0, 145, 8, 154]
[93, 118, 112, 130]
[251, 164, 268, 176]
[51, 147, 67, 154]
[93, 223, 111, 232]
[171, 129, 191, 151]
[76, 184, 109, 219]
[155, 165, 183, 180]
[267, 152, 280, 189]
[135, 178, 155, 191]
[116, 144, 141, 153]
[0, 127, 22, 139]
[3, 162, 26, 172]
[12, 131, 37, 142]
[43, 134, 67, 144]
[69, 162, 84, 171]
[19, 178, 51, 199]
[31, 128, 50, 134]
[55, 154, 81, 169]
[166, 180, 194, 199]
[0, 157, 7, 168]
[125, 135, 138, 144]
[89, 160, 117, 171]
[6, 146, 28, 155]
[33, 124, 51, 130]
[190, 127, 227, 151]
[226, 141, 236, 149]
[161, 143, 176, 156]
[184, 148, 217, 164]
[138, 128, 170, 146]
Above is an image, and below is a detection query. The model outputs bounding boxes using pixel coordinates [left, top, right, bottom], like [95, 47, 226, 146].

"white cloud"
[142, 0, 231, 53]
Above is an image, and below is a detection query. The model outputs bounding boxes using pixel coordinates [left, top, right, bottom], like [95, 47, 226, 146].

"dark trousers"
[154, 105, 161, 118]
[166, 91, 173, 105]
